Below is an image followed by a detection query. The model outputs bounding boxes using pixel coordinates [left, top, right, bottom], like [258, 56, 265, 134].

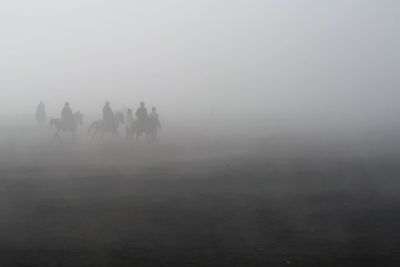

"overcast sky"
[0, 0, 399, 119]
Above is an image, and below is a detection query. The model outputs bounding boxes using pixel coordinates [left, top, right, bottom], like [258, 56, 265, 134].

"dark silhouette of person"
[103, 101, 114, 130]
[61, 102, 74, 128]
[36, 101, 46, 125]
[149, 106, 161, 132]
[136, 102, 148, 121]
[136, 102, 148, 134]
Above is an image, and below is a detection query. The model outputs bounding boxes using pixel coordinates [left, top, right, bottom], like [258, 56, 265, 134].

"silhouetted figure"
[51, 103, 83, 140]
[103, 101, 114, 130]
[61, 102, 74, 128]
[36, 101, 46, 125]
[136, 102, 148, 121]
[149, 106, 161, 139]
[135, 102, 148, 137]
[88, 111, 124, 139]
[127, 104, 158, 141]
[51, 111, 83, 140]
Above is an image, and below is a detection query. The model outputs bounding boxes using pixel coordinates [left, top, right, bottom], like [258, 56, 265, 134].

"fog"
[1, 2, 400, 266]
[1, 0, 399, 125]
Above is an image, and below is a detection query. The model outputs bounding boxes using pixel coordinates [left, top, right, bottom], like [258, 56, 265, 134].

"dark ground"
[0, 122, 400, 267]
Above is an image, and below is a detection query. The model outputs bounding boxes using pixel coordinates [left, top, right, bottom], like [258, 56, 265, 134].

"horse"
[50, 111, 83, 140]
[88, 111, 125, 139]
[126, 117, 160, 141]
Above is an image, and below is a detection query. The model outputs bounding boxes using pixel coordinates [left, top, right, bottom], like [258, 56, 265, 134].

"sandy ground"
[0, 121, 400, 267]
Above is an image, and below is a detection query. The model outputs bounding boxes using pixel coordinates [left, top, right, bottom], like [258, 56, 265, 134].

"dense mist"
[1, 0, 399, 125]
[1, 2, 400, 266]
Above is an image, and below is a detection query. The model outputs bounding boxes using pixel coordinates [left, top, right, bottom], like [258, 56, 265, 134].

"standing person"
[135, 102, 148, 135]
[61, 102, 74, 128]
[103, 101, 114, 130]
[36, 101, 46, 125]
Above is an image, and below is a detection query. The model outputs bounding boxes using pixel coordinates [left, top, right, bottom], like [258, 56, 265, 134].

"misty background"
[0, 0, 399, 128]
[1, 2, 400, 266]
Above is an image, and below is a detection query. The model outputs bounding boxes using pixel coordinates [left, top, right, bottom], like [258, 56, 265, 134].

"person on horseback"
[36, 101, 46, 125]
[135, 102, 148, 135]
[103, 101, 114, 130]
[136, 102, 148, 121]
[61, 102, 74, 128]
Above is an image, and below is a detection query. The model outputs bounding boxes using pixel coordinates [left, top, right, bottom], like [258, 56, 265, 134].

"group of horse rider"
[102, 101, 161, 138]
[37, 101, 161, 139]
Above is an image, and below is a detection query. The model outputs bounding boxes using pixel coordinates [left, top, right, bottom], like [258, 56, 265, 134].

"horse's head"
[115, 112, 125, 124]
[75, 111, 84, 125]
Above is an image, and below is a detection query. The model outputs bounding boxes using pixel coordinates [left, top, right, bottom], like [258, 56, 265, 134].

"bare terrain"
[0, 118, 400, 267]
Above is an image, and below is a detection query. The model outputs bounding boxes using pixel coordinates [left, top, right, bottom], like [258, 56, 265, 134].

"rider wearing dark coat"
[103, 101, 114, 130]
[136, 102, 148, 121]
[61, 102, 74, 127]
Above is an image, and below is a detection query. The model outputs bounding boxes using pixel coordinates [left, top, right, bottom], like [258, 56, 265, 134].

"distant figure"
[50, 103, 83, 140]
[36, 101, 46, 125]
[88, 111, 124, 139]
[127, 104, 161, 142]
[135, 102, 148, 136]
[149, 106, 161, 139]
[103, 101, 114, 130]
[136, 101, 148, 121]
[61, 102, 74, 128]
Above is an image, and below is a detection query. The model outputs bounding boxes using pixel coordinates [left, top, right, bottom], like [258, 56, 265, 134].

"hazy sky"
[1, 1, 399, 118]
